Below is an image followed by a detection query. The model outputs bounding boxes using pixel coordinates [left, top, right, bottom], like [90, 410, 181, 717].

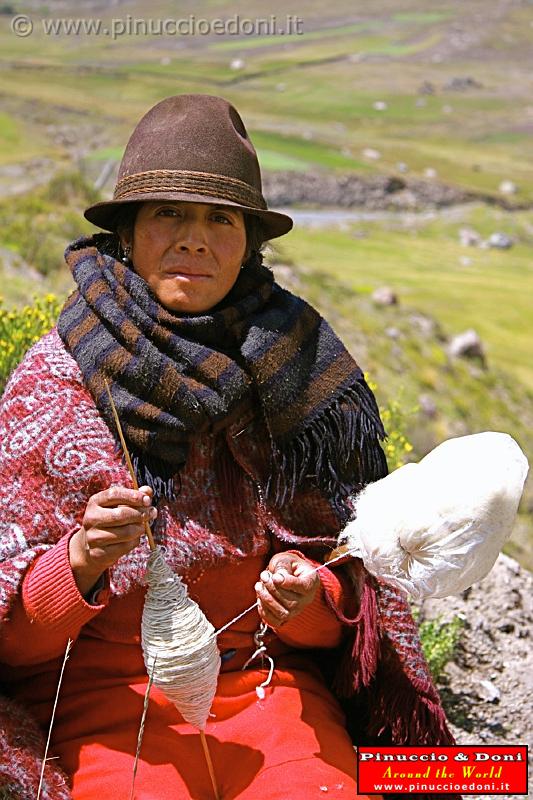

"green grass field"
[275, 206, 533, 389]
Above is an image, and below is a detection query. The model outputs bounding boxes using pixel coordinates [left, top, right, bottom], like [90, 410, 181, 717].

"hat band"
[114, 169, 267, 210]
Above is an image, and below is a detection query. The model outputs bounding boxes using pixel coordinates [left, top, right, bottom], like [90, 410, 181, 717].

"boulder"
[459, 227, 482, 247]
[487, 232, 513, 250]
[372, 286, 398, 306]
[448, 329, 486, 364]
[444, 76, 484, 91]
[499, 180, 517, 195]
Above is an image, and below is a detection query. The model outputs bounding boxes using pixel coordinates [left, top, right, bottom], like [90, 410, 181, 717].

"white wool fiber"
[339, 432, 529, 599]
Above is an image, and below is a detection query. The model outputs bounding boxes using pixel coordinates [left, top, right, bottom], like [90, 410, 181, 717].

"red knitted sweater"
[0, 329, 457, 800]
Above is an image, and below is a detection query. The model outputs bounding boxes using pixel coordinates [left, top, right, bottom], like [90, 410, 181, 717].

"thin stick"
[130, 653, 158, 800]
[103, 379, 155, 551]
[200, 730, 221, 800]
[37, 638, 73, 800]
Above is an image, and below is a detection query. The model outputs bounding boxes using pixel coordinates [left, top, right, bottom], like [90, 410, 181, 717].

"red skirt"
[53, 664, 378, 800]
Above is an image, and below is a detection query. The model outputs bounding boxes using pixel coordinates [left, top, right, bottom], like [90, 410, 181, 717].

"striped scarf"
[58, 234, 387, 509]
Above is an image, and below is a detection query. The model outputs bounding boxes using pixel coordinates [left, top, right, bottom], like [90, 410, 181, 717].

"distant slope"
[270, 239, 533, 570]
[1, 0, 533, 199]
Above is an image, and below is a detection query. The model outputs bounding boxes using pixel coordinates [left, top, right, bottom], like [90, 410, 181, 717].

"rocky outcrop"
[419, 554, 532, 799]
[262, 171, 474, 210]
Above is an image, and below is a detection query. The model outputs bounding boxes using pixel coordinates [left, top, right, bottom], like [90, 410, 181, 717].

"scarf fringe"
[130, 451, 178, 505]
[368, 675, 455, 745]
[124, 439, 244, 510]
[265, 378, 388, 515]
[331, 573, 381, 696]
[327, 566, 456, 787]
[366, 689, 461, 799]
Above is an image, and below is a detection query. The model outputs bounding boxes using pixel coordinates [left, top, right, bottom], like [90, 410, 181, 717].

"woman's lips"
[164, 269, 211, 280]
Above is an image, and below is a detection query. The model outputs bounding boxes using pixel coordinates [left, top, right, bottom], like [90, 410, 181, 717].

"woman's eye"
[212, 214, 231, 224]
[157, 207, 179, 217]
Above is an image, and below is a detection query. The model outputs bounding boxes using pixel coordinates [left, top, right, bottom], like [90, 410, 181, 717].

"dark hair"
[95, 202, 140, 261]
[243, 213, 266, 262]
[106, 202, 266, 264]
[114, 202, 141, 237]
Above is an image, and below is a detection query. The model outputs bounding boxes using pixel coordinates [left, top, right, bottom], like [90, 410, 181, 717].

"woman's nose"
[174, 219, 209, 253]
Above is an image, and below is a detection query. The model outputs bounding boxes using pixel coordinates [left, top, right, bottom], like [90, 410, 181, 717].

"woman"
[0, 94, 457, 800]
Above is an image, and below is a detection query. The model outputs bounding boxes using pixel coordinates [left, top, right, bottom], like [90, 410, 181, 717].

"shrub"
[43, 171, 100, 207]
[366, 373, 415, 471]
[0, 294, 61, 393]
[412, 609, 464, 681]
[0, 171, 96, 275]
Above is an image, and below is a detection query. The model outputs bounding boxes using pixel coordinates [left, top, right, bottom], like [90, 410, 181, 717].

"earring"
[121, 245, 132, 264]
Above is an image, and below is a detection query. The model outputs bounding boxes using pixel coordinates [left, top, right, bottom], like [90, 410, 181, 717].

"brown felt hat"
[84, 93, 293, 241]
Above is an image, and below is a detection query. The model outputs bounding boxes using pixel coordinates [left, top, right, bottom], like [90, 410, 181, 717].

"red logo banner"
[357, 745, 528, 795]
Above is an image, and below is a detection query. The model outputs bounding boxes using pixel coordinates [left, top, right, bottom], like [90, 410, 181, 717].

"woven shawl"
[57, 234, 387, 509]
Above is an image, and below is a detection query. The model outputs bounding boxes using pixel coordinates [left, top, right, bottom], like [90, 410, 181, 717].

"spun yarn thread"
[141, 547, 221, 730]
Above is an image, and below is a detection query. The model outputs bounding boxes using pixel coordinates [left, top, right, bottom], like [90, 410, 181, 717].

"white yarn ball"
[141, 547, 221, 730]
[339, 432, 529, 599]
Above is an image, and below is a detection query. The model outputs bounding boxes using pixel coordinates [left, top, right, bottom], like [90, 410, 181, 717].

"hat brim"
[84, 192, 293, 241]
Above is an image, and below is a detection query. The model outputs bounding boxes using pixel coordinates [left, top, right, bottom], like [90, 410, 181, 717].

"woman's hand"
[255, 552, 319, 627]
[69, 485, 157, 597]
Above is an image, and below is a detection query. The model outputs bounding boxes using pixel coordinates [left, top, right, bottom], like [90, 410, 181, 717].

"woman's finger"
[86, 522, 150, 549]
[257, 601, 287, 628]
[267, 554, 297, 575]
[255, 581, 294, 623]
[265, 558, 318, 597]
[90, 486, 152, 509]
[271, 570, 317, 596]
[85, 504, 157, 529]
[259, 570, 302, 606]
[256, 597, 287, 628]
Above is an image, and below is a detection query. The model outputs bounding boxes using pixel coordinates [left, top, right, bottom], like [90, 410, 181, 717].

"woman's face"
[121, 201, 247, 313]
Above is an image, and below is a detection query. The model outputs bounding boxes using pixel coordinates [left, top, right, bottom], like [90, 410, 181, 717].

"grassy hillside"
[276, 206, 533, 390]
[1, 0, 533, 199]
